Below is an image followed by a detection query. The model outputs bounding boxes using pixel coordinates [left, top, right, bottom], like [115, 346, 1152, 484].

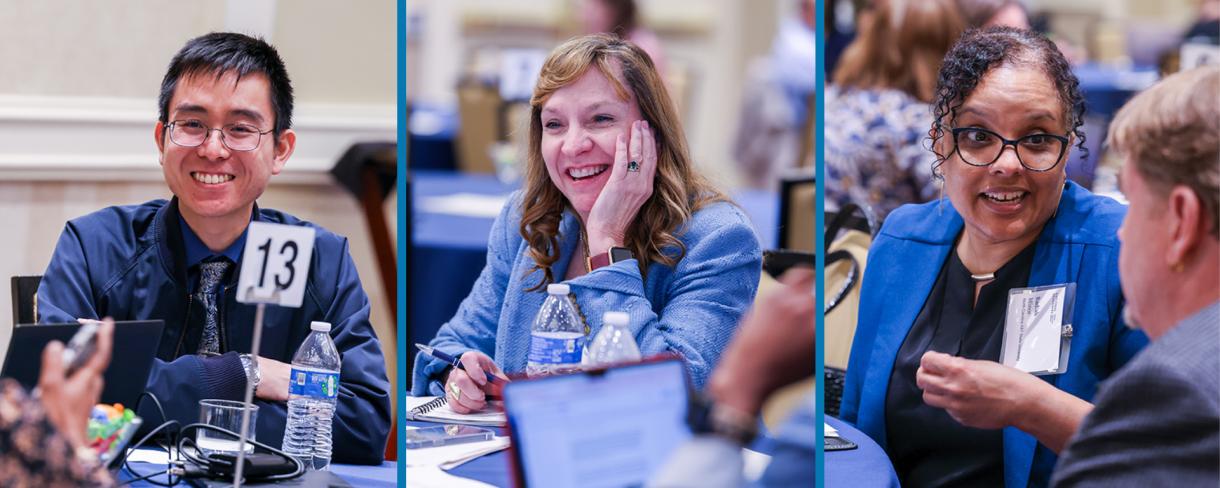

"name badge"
[999, 283, 1076, 375]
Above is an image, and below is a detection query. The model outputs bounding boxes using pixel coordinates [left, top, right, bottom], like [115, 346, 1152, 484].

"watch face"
[610, 247, 634, 263]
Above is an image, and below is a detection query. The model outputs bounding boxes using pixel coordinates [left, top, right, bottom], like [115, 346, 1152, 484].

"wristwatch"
[688, 394, 758, 446]
[587, 246, 634, 271]
[239, 353, 261, 394]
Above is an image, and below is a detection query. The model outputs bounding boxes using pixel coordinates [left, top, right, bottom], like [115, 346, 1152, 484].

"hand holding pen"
[416, 344, 508, 414]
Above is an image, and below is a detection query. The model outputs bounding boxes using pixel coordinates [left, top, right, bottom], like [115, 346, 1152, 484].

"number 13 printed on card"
[237, 221, 316, 308]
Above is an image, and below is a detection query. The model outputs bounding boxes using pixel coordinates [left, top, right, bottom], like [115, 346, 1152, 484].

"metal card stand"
[233, 287, 279, 488]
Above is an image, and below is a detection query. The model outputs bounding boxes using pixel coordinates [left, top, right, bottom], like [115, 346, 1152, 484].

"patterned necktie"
[196, 260, 231, 354]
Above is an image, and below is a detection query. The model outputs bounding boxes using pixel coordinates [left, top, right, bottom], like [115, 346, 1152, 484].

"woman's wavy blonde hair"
[520, 34, 726, 291]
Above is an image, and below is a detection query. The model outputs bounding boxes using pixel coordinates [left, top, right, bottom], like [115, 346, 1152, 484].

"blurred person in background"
[579, 0, 668, 75]
[734, 0, 816, 189]
[840, 27, 1148, 487]
[957, 0, 1030, 30]
[825, 0, 965, 218]
[412, 35, 762, 412]
[1183, 0, 1220, 45]
[0, 320, 114, 486]
[1052, 66, 1219, 488]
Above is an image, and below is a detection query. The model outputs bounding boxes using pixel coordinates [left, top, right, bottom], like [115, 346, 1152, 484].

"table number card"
[237, 221, 316, 308]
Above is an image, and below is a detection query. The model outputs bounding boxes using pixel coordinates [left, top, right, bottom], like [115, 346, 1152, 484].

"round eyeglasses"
[168, 119, 274, 152]
[945, 126, 1070, 172]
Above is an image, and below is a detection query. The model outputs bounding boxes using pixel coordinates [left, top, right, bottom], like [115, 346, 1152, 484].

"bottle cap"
[603, 311, 629, 327]
[310, 321, 332, 333]
[547, 283, 570, 295]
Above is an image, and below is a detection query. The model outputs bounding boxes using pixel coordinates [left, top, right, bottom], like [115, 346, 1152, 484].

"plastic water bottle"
[585, 311, 642, 367]
[526, 284, 587, 376]
[282, 321, 341, 471]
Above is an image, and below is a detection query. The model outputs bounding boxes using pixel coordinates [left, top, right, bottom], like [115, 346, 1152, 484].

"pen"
[415, 343, 507, 385]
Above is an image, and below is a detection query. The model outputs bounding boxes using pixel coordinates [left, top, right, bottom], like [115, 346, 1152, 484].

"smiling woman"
[840, 27, 1149, 488]
[411, 34, 763, 414]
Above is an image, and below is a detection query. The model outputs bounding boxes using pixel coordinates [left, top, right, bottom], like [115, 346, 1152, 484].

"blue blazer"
[411, 192, 763, 396]
[840, 181, 1149, 488]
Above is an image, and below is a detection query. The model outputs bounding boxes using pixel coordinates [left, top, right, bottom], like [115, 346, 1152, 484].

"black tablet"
[0, 320, 163, 408]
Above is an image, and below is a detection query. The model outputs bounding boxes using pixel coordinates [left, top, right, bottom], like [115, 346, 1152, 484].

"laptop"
[0, 320, 163, 408]
[503, 357, 694, 488]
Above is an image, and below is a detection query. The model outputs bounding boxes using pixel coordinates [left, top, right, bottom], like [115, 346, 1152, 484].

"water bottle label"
[527, 334, 585, 364]
[289, 368, 339, 399]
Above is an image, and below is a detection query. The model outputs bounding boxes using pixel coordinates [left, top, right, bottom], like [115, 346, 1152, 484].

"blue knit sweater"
[411, 192, 763, 396]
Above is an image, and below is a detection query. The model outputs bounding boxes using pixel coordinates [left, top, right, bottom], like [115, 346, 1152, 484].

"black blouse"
[884, 242, 1037, 487]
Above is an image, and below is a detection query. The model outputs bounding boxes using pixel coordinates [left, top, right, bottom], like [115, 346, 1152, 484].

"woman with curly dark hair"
[839, 27, 1149, 487]
[410, 35, 761, 412]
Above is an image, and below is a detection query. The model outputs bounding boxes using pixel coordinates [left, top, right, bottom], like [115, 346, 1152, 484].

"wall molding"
[0, 94, 396, 184]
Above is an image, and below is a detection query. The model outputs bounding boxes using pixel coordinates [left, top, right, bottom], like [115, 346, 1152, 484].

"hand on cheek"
[585, 120, 657, 255]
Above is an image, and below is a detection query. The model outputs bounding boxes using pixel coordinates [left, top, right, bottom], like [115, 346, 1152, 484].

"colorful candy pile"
[88, 403, 138, 459]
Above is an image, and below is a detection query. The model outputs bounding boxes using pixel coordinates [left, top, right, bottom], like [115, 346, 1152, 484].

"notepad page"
[406, 396, 506, 426]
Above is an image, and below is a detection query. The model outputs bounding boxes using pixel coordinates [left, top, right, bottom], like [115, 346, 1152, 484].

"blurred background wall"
[0, 0, 399, 406]
[406, 0, 810, 189]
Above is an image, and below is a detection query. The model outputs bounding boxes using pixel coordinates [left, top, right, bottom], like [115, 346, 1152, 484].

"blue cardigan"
[411, 192, 763, 396]
[839, 181, 1149, 488]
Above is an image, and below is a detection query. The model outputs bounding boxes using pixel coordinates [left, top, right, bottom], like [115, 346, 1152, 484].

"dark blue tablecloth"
[1067, 64, 1159, 187]
[408, 170, 778, 378]
[826, 416, 899, 488]
[408, 104, 459, 171]
[409, 171, 517, 368]
[1074, 63, 1158, 119]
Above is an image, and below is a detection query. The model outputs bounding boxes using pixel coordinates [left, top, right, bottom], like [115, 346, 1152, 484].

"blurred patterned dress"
[0, 380, 113, 487]
[825, 85, 938, 219]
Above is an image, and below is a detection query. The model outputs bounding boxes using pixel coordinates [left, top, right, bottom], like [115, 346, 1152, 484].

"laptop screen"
[504, 359, 693, 488]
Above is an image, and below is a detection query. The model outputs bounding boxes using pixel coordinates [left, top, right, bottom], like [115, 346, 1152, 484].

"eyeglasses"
[944, 125, 1070, 172]
[168, 119, 274, 152]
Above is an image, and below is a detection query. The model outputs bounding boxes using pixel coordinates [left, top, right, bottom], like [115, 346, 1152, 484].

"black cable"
[117, 420, 182, 487]
[176, 436, 211, 469]
[132, 392, 175, 453]
[116, 465, 177, 487]
[134, 391, 167, 427]
[176, 423, 305, 482]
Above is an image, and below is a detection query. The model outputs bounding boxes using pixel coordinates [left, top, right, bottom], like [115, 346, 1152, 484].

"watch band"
[587, 251, 611, 271]
[587, 247, 634, 271]
[688, 394, 759, 446]
[240, 353, 261, 393]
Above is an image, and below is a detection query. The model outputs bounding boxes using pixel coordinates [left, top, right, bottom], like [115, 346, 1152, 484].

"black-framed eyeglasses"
[943, 125, 1070, 172]
[168, 119, 274, 152]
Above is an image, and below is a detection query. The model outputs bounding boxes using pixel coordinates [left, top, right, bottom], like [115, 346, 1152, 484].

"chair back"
[10, 275, 41, 326]
[823, 204, 876, 370]
[777, 171, 816, 252]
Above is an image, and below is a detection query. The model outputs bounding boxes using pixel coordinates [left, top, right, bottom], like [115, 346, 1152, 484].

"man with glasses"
[35, 33, 391, 464]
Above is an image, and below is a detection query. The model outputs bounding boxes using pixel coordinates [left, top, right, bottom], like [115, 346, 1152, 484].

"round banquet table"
[825, 416, 900, 487]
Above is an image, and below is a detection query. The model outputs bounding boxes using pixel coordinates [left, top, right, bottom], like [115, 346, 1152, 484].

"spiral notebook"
[406, 396, 506, 426]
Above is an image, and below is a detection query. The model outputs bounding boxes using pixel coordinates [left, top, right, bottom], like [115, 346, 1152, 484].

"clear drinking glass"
[197, 399, 259, 457]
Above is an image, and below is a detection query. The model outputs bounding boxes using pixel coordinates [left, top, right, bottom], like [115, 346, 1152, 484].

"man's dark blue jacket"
[36, 198, 391, 464]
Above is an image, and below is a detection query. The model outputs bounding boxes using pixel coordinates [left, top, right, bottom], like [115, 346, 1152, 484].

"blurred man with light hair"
[1051, 65, 1220, 487]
